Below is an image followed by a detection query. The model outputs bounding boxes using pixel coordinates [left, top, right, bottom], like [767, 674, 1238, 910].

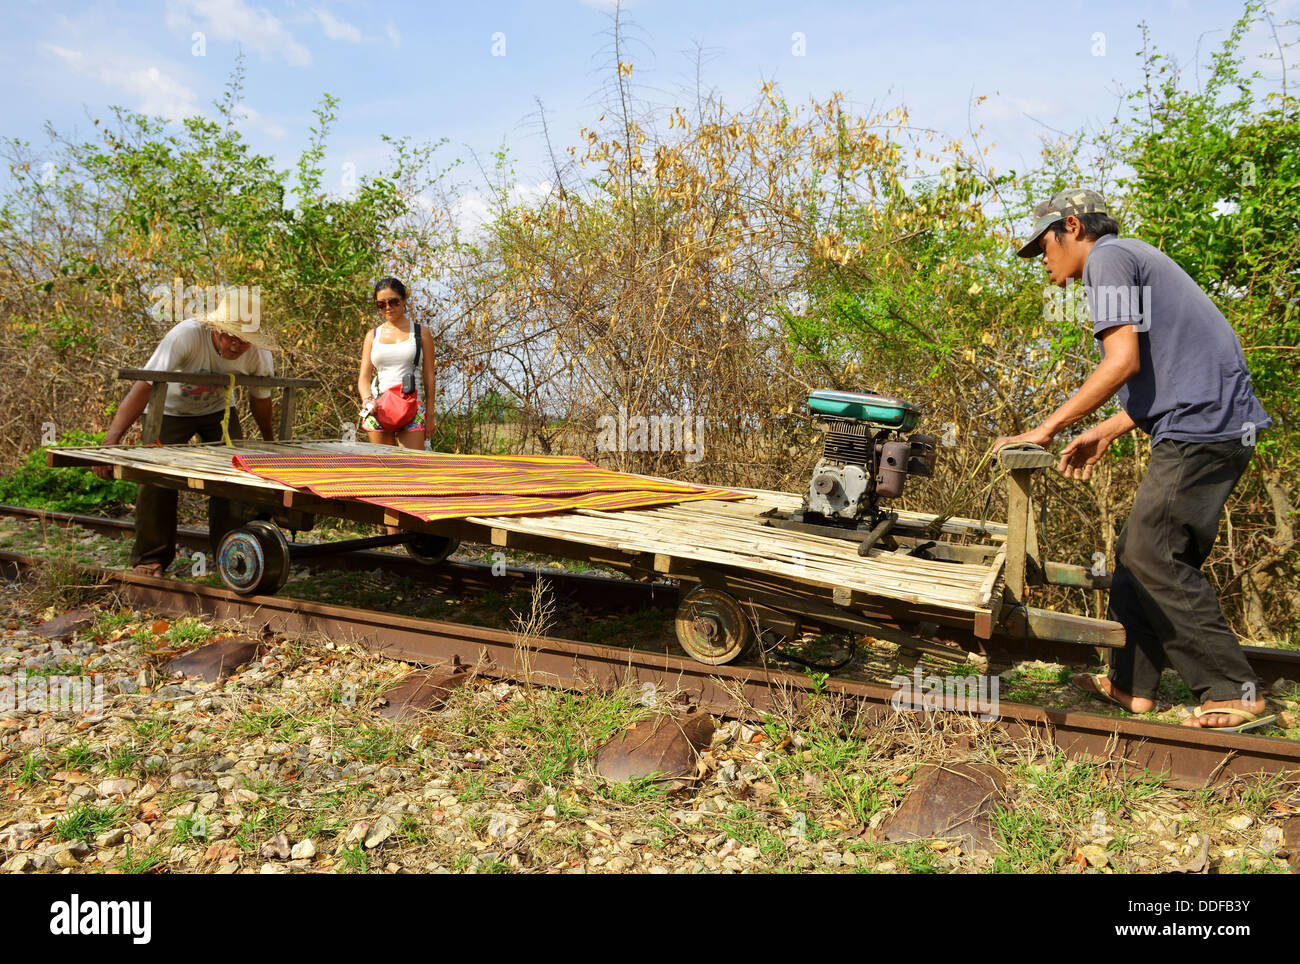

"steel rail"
[2, 550, 1297, 788]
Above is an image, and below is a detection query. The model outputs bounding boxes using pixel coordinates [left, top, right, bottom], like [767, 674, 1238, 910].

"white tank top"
[369, 324, 420, 397]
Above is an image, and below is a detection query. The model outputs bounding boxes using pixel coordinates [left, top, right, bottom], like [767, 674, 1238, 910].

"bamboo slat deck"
[50, 440, 1007, 618]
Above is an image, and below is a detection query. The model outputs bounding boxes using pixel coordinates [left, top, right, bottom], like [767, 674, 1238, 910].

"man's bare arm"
[994, 325, 1140, 451]
[102, 381, 153, 446]
[1039, 325, 1141, 437]
[250, 396, 275, 441]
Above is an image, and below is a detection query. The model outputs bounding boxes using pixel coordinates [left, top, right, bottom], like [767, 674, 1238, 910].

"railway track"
[2, 542, 1298, 788]
[4, 503, 1298, 684]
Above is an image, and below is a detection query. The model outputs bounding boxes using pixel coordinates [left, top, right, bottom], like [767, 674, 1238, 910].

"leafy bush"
[0, 431, 136, 514]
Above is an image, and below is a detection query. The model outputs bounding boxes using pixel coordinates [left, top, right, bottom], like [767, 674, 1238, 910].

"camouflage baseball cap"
[1016, 188, 1109, 258]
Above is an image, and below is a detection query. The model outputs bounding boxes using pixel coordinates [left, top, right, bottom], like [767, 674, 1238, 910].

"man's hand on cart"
[992, 424, 1054, 454]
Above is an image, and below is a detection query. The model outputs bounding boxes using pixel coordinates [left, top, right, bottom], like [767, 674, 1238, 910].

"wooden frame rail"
[115, 368, 320, 442]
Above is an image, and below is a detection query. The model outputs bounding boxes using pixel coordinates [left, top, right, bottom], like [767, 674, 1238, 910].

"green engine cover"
[808, 389, 920, 431]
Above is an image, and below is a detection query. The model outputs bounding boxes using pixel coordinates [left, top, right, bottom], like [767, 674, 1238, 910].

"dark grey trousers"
[1106, 438, 1259, 702]
[130, 410, 246, 570]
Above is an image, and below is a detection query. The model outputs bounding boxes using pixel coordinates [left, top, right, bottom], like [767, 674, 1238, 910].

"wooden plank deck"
[49, 440, 1006, 617]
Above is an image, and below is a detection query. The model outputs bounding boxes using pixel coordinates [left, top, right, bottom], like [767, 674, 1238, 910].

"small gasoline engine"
[793, 390, 937, 553]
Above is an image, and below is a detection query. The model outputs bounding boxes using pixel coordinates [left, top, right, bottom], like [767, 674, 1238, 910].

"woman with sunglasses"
[357, 277, 437, 449]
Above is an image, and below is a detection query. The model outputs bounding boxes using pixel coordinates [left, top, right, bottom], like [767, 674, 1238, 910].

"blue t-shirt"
[1082, 235, 1272, 444]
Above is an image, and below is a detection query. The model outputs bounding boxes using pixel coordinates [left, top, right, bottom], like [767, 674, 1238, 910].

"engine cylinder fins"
[818, 416, 874, 464]
[217, 520, 290, 597]
[674, 587, 755, 665]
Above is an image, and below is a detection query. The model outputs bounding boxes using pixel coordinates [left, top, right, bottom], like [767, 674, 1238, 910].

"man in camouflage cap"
[995, 188, 1274, 731]
[1016, 188, 1110, 258]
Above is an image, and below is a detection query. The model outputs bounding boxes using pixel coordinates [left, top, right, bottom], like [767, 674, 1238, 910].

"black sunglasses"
[376, 296, 402, 310]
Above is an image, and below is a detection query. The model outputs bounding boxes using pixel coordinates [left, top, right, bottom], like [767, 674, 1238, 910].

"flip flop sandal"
[1071, 673, 1128, 711]
[1191, 705, 1277, 733]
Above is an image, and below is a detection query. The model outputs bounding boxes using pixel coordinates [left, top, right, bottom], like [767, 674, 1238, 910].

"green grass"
[92, 609, 136, 637]
[337, 845, 368, 874]
[162, 617, 217, 648]
[103, 746, 143, 776]
[895, 841, 944, 874]
[716, 804, 790, 862]
[13, 752, 44, 787]
[171, 813, 209, 844]
[129, 712, 173, 743]
[54, 803, 124, 843]
[397, 814, 431, 844]
[230, 802, 289, 854]
[300, 812, 347, 841]
[597, 775, 669, 805]
[24, 659, 89, 679]
[233, 707, 316, 742]
[460, 687, 650, 789]
[56, 742, 99, 771]
[457, 772, 488, 803]
[989, 803, 1070, 872]
[114, 842, 166, 874]
[327, 722, 410, 764]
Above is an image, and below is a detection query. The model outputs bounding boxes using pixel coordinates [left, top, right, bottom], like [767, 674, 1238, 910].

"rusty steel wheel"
[217, 520, 290, 597]
[674, 587, 755, 665]
[403, 533, 459, 565]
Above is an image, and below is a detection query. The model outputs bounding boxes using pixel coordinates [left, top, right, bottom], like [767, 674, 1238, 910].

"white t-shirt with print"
[143, 319, 275, 417]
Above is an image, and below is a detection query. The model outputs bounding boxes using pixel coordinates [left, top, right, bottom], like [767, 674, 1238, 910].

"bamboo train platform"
[49, 439, 1125, 666]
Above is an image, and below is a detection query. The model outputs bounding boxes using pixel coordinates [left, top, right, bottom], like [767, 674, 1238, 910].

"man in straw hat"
[95, 292, 279, 576]
[993, 188, 1274, 731]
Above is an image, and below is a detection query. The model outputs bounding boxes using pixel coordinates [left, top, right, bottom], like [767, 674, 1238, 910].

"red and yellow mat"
[231, 450, 749, 522]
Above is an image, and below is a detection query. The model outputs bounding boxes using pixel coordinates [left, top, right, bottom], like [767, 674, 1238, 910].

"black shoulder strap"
[413, 322, 422, 370]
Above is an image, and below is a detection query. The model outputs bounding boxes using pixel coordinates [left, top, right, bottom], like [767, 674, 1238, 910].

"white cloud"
[452, 182, 555, 235]
[44, 44, 201, 122]
[386, 19, 401, 49]
[313, 8, 362, 43]
[235, 102, 286, 139]
[165, 0, 312, 67]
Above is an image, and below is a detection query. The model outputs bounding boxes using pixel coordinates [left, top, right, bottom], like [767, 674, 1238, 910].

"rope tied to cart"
[219, 373, 236, 446]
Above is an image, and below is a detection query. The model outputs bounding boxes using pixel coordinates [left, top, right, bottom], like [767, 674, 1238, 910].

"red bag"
[373, 383, 418, 432]
[372, 323, 421, 432]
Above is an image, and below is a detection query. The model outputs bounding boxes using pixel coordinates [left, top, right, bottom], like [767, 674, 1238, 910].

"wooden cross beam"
[116, 368, 319, 441]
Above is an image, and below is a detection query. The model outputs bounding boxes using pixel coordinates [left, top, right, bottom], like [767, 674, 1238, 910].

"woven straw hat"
[202, 291, 279, 351]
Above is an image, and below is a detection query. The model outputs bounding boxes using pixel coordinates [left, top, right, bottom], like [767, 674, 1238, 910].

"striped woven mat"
[231, 451, 749, 522]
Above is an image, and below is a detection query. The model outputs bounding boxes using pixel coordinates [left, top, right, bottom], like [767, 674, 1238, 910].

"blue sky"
[5, 0, 1295, 217]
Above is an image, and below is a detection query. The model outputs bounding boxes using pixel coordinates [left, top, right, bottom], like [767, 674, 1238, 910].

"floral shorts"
[362, 405, 426, 434]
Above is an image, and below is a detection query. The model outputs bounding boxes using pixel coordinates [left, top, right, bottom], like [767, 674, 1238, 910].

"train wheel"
[403, 533, 459, 565]
[218, 521, 290, 596]
[675, 587, 755, 665]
